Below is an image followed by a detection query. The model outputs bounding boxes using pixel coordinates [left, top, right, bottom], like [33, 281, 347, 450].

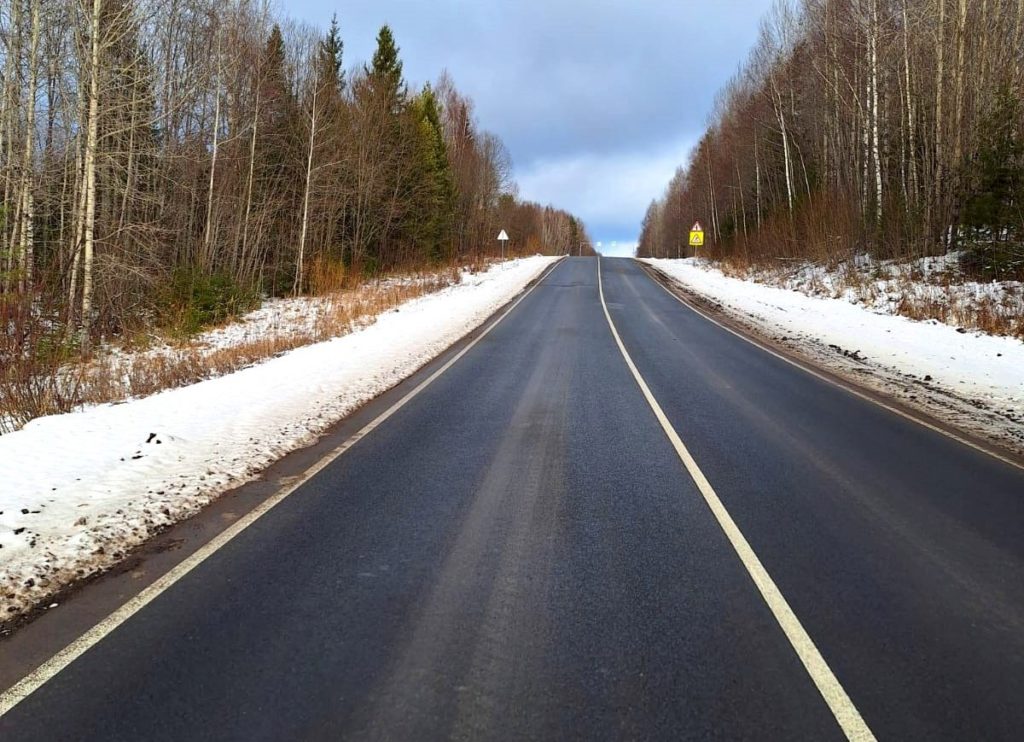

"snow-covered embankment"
[0, 256, 557, 619]
[643, 257, 1024, 453]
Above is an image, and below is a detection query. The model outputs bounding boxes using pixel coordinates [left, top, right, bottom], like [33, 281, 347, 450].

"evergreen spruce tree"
[965, 85, 1023, 235]
[367, 25, 406, 112]
[313, 15, 347, 268]
[962, 84, 1023, 278]
[319, 14, 345, 94]
[410, 85, 456, 262]
[256, 24, 302, 293]
[353, 25, 409, 272]
[261, 25, 296, 126]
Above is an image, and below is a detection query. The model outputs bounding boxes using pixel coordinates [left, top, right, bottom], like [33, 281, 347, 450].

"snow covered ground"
[152, 272, 452, 356]
[0, 256, 557, 620]
[1, 272, 461, 436]
[734, 252, 1024, 337]
[643, 257, 1024, 455]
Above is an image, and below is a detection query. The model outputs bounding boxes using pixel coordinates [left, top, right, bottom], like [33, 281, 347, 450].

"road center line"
[0, 258, 564, 719]
[597, 258, 876, 742]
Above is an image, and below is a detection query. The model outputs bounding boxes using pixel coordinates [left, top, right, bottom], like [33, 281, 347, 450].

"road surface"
[2, 257, 1023, 740]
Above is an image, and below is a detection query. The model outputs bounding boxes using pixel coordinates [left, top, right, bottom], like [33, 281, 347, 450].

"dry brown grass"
[1, 267, 464, 434]
[713, 251, 1024, 340]
[895, 283, 1024, 338]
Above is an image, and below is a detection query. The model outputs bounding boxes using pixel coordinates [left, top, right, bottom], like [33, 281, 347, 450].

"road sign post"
[498, 229, 509, 260]
[688, 221, 705, 256]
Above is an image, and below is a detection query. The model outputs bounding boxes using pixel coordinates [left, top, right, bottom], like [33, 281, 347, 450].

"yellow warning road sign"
[689, 221, 705, 247]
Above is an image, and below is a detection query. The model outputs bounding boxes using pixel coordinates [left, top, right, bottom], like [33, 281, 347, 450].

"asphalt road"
[2, 257, 1023, 740]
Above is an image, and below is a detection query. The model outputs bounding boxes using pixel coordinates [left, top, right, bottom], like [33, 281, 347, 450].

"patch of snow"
[190, 273, 449, 353]
[0, 257, 557, 619]
[717, 252, 1023, 335]
[643, 258, 1024, 453]
[90, 272, 458, 390]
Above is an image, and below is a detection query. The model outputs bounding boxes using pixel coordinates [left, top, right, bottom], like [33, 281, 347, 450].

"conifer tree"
[250, 24, 301, 292]
[367, 25, 406, 113]
[311, 15, 347, 269]
[260, 25, 297, 132]
[319, 14, 345, 95]
[964, 84, 1023, 238]
[411, 85, 456, 262]
[0, 1, 592, 361]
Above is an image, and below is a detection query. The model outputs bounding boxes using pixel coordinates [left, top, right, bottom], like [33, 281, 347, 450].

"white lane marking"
[639, 260, 1024, 473]
[598, 258, 876, 742]
[0, 259, 565, 718]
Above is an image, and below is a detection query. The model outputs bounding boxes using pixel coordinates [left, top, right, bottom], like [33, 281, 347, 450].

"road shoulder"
[638, 259, 1024, 470]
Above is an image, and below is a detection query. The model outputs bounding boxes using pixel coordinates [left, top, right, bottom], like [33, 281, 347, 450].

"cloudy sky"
[289, 1, 774, 256]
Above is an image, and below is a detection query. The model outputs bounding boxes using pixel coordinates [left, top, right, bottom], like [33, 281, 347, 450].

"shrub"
[162, 269, 259, 336]
[959, 243, 1024, 281]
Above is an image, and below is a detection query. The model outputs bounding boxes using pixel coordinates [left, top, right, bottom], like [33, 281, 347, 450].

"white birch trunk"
[736, 161, 748, 240]
[952, 0, 967, 170]
[1, 0, 22, 286]
[80, 0, 102, 345]
[17, 0, 40, 290]
[117, 78, 139, 234]
[934, 0, 946, 235]
[870, 0, 883, 225]
[295, 78, 319, 295]
[951, 0, 968, 246]
[772, 79, 795, 216]
[239, 85, 260, 274]
[706, 153, 719, 242]
[202, 35, 222, 268]
[755, 134, 762, 229]
[66, 53, 89, 323]
[903, 0, 918, 204]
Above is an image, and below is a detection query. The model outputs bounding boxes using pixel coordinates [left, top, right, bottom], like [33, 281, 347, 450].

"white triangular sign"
[497, 229, 509, 241]
[691, 221, 703, 232]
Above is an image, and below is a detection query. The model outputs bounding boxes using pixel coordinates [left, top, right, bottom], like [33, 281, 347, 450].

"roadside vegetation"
[0, 265, 467, 433]
[638, 0, 1023, 334]
[0, 1, 593, 431]
[715, 252, 1024, 338]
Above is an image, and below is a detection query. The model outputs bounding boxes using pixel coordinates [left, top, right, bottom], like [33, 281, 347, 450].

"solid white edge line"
[0, 257, 564, 718]
[638, 258, 1024, 474]
[598, 258, 876, 742]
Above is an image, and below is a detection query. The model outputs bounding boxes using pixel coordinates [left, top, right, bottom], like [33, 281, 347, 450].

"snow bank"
[643, 258, 1024, 440]
[85, 273, 456, 401]
[186, 273, 449, 353]
[0, 256, 557, 618]
[748, 252, 1024, 332]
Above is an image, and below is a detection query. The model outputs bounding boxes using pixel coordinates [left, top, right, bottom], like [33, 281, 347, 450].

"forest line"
[0, 0, 593, 348]
[638, 0, 1024, 280]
